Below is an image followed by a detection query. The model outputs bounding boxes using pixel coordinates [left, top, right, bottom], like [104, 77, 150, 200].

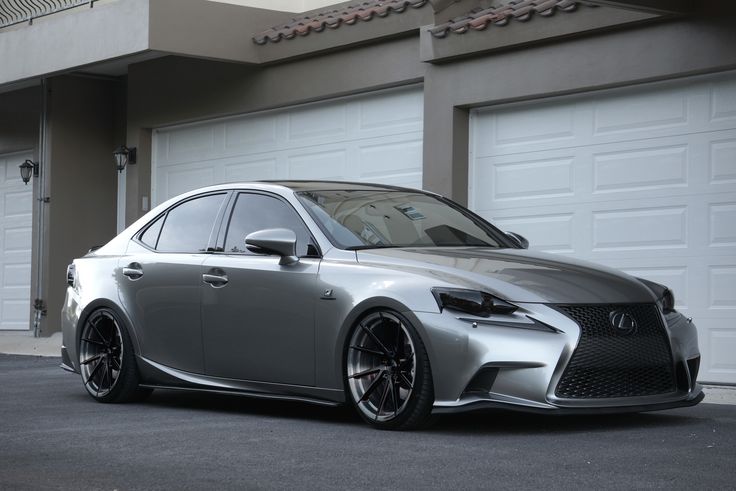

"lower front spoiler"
[432, 390, 705, 415]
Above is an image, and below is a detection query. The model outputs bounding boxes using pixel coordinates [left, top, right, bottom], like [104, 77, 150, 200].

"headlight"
[66, 263, 76, 288]
[661, 288, 675, 314]
[637, 277, 676, 314]
[431, 288, 517, 317]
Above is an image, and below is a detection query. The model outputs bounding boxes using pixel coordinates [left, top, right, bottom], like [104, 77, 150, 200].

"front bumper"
[414, 303, 703, 415]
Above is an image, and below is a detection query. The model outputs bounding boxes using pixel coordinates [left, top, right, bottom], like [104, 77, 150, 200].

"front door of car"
[201, 192, 319, 386]
[117, 192, 229, 375]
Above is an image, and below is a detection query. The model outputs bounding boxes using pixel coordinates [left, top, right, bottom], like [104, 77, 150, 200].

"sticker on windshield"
[395, 204, 425, 221]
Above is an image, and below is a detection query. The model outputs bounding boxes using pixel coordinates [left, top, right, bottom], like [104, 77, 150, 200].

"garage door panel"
[474, 79, 736, 161]
[593, 144, 688, 194]
[4, 190, 32, 218]
[162, 164, 217, 200]
[710, 136, 736, 184]
[286, 149, 347, 180]
[704, 325, 736, 376]
[357, 138, 422, 179]
[709, 265, 736, 309]
[593, 89, 689, 136]
[153, 87, 423, 206]
[471, 73, 736, 383]
[223, 158, 278, 182]
[709, 202, 736, 247]
[472, 103, 579, 157]
[287, 102, 348, 142]
[710, 77, 736, 125]
[358, 89, 423, 134]
[475, 132, 736, 216]
[224, 116, 279, 154]
[592, 205, 688, 252]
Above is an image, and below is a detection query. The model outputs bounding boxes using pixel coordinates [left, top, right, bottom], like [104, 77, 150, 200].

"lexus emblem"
[609, 311, 637, 334]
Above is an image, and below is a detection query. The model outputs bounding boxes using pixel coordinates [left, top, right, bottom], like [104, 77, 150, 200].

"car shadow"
[143, 388, 361, 425]
[433, 409, 700, 435]
[140, 388, 701, 434]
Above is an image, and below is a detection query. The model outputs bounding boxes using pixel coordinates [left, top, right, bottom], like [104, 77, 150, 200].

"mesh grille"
[555, 304, 676, 399]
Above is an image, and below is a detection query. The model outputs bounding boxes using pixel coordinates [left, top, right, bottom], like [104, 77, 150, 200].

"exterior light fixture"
[113, 145, 136, 173]
[19, 159, 39, 185]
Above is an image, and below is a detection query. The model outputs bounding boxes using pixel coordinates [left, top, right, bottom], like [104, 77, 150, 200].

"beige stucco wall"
[40, 76, 121, 335]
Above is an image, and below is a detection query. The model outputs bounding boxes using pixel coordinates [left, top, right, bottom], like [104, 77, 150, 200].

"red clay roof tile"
[429, 0, 593, 38]
[253, 0, 429, 45]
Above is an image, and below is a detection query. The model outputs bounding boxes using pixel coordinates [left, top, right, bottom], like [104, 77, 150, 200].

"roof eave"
[420, 4, 661, 64]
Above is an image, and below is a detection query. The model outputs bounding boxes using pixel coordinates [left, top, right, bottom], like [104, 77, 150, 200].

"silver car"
[61, 181, 704, 430]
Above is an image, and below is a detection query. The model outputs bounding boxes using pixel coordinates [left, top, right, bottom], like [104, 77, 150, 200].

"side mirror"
[505, 231, 529, 249]
[245, 228, 299, 265]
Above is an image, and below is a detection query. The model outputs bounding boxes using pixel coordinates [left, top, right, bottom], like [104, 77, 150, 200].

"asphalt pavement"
[1, 354, 734, 490]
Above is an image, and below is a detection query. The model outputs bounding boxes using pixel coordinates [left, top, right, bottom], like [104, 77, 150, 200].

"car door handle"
[202, 273, 228, 287]
[122, 264, 143, 280]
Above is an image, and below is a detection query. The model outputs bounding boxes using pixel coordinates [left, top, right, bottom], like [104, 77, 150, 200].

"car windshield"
[296, 189, 509, 250]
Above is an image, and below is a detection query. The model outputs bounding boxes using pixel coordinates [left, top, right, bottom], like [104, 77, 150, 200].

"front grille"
[555, 304, 676, 399]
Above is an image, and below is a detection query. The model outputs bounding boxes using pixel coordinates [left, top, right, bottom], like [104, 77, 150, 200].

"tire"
[345, 310, 435, 430]
[78, 308, 152, 403]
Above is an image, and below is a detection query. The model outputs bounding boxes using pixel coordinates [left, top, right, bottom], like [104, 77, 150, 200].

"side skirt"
[137, 355, 345, 406]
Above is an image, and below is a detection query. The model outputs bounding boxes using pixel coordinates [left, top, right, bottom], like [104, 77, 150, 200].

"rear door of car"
[117, 192, 230, 374]
[200, 191, 320, 386]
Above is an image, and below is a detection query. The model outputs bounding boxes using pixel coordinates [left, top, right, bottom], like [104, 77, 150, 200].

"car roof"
[260, 180, 416, 193]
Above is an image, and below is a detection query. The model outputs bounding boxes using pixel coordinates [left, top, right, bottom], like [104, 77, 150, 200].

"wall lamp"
[19, 159, 39, 185]
[113, 145, 136, 173]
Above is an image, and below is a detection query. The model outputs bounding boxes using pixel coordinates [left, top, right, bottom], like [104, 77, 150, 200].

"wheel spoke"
[375, 377, 392, 420]
[90, 316, 109, 345]
[360, 322, 391, 356]
[80, 353, 103, 366]
[97, 359, 109, 396]
[85, 357, 104, 386]
[349, 345, 384, 357]
[106, 358, 116, 388]
[389, 377, 399, 416]
[349, 366, 381, 380]
[81, 337, 106, 348]
[359, 370, 386, 403]
[399, 372, 414, 390]
[110, 355, 121, 371]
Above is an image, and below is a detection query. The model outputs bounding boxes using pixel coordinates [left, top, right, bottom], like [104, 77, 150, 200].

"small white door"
[0, 151, 34, 330]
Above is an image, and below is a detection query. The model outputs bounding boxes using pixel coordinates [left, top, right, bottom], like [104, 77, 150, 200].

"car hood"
[355, 247, 656, 304]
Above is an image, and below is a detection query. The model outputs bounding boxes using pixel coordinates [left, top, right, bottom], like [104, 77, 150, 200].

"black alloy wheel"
[79, 308, 150, 403]
[346, 310, 434, 430]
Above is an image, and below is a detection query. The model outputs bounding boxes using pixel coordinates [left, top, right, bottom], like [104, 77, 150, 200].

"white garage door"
[152, 86, 423, 205]
[0, 151, 33, 331]
[470, 72, 736, 384]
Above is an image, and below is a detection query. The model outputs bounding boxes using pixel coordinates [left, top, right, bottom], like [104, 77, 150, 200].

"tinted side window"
[224, 193, 313, 256]
[139, 215, 164, 249]
[156, 193, 226, 253]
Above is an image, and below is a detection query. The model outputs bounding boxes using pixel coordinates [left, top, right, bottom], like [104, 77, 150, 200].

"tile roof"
[253, 0, 429, 45]
[428, 0, 594, 38]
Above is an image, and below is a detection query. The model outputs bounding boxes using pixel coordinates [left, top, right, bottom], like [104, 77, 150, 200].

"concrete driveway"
[1, 354, 734, 490]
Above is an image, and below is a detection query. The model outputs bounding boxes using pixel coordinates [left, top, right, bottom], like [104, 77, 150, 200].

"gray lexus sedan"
[61, 181, 704, 429]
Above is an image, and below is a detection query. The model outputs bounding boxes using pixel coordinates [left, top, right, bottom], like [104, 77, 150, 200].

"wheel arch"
[335, 297, 438, 396]
[76, 299, 142, 360]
